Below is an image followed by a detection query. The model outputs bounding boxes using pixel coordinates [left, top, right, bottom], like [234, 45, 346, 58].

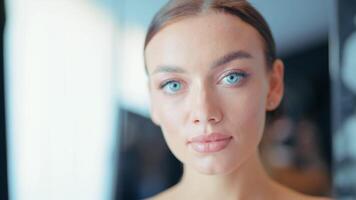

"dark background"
[0, 0, 8, 198]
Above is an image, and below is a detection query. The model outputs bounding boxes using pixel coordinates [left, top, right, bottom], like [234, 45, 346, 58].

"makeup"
[188, 133, 233, 153]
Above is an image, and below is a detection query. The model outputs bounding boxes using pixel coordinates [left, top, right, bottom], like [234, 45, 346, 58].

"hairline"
[144, 10, 272, 75]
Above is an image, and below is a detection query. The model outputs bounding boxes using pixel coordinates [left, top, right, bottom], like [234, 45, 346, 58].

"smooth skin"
[145, 12, 332, 200]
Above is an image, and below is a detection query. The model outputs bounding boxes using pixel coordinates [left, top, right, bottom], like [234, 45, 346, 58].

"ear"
[147, 80, 161, 126]
[266, 59, 284, 111]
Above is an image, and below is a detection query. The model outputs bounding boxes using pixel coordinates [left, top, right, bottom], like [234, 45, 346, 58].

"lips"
[188, 133, 233, 153]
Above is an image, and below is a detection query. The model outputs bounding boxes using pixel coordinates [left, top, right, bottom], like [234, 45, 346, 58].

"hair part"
[144, 0, 277, 69]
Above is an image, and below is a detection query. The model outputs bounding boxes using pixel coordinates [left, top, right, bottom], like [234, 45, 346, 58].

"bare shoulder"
[302, 196, 333, 200]
[299, 195, 333, 200]
[280, 191, 332, 200]
[286, 188, 333, 200]
[273, 181, 333, 200]
[283, 190, 333, 200]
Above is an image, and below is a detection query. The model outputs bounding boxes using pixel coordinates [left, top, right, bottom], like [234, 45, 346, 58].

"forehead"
[145, 12, 265, 72]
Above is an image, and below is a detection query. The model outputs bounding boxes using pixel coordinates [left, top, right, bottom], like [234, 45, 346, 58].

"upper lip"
[188, 133, 233, 144]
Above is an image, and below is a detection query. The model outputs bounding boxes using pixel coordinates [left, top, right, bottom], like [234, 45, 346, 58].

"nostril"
[193, 115, 223, 124]
[208, 117, 219, 124]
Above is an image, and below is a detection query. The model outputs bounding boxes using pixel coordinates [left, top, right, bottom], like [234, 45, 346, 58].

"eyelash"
[218, 71, 249, 86]
[159, 79, 184, 94]
[160, 80, 177, 88]
[158, 70, 249, 94]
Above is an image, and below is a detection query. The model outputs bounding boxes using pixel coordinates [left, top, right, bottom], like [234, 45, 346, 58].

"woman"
[143, 0, 332, 199]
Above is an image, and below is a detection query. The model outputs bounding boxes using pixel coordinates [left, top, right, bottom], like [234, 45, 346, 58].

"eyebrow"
[210, 50, 253, 69]
[151, 65, 186, 75]
[150, 50, 252, 75]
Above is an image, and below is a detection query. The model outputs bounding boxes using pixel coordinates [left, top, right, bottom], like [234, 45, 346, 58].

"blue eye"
[221, 72, 246, 86]
[161, 81, 182, 94]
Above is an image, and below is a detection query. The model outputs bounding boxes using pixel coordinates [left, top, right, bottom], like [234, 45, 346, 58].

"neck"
[177, 152, 277, 200]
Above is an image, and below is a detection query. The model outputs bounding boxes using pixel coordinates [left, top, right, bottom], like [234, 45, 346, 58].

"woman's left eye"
[220, 72, 247, 86]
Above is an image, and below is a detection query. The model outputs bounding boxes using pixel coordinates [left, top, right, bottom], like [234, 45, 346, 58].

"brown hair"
[144, 0, 276, 68]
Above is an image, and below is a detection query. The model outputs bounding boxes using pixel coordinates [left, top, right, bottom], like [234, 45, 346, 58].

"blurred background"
[0, 0, 355, 200]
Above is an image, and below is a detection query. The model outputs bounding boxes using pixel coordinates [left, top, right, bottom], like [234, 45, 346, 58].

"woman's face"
[145, 12, 283, 175]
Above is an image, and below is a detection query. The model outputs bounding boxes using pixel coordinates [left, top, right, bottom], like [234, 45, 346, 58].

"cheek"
[221, 84, 268, 144]
[160, 117, 189, 164]
[155, 97, 186, 130]
[238, 95, 266, 134]
[151, 95, 188, 160]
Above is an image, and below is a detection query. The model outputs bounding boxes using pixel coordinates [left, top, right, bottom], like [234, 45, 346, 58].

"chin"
[192, 156, 241, 176]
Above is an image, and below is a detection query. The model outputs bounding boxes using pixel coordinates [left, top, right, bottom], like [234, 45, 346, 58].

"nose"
[189, 87, 223, 125]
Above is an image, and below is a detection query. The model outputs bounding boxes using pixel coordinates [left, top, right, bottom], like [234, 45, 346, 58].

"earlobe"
[266, 59, 284, 111]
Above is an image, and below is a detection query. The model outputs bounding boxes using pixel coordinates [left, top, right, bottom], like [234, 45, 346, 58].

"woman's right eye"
[160, 80, 183, 94]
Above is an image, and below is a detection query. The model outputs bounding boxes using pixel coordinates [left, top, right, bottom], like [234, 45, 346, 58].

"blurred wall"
[332, 0, 356, 199]
[5, 0, 118, 199]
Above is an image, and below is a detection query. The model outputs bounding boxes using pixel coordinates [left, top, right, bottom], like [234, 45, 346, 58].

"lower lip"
[190, 137, 232, 153]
